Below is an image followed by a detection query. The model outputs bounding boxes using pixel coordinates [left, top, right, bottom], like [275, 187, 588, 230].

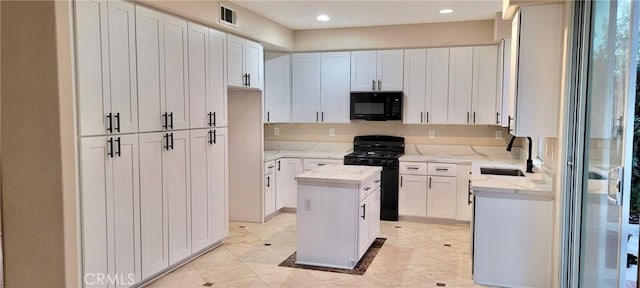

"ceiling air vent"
[220, 5, 237, 27]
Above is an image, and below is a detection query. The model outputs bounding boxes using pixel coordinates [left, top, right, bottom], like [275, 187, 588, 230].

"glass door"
[579, 0, 638, 287]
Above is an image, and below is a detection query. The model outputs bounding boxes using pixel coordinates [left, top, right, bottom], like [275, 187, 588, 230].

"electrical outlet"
[274, 127, 279, 136]
[495, 130, 502, 139]
[329, 128, 335, 136]
[428, 130, 435, 139]
[304, 199, 312, 211]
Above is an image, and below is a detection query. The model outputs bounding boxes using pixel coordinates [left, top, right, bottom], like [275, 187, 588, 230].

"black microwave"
[350, 91, 402, 121]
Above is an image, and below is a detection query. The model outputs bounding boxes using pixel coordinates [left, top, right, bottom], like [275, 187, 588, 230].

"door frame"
[561, 0, 640, 287]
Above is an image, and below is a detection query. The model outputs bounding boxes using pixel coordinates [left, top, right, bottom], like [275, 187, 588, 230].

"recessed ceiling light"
[439, 8, 454, 14]
[316, 14, 330, 22]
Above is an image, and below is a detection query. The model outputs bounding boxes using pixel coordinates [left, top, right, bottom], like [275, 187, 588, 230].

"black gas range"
[344, 135, 404, 221]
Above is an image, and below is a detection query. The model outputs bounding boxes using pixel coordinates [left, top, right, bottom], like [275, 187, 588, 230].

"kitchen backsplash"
[264, 122, 512, 146]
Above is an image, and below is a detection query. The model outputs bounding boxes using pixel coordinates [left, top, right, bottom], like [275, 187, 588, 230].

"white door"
[245, 39, 263, 89]
[111, 134, 141, 285]
[472, 46, 499, 125]
[291, 53, 321, 123]
[210, 128, 228, 243]
[377, 50, 404, 91]
[164, 130, 191, 264]
[107, 1, 138, 135]
[398, 175, 427, 216]
[427, 176, 457, 219]
[138, 132, 168, 278]
[136, 6, 165, 133]
[188, 22, 208, 129]
[209, 29, 227, 127]
[280, 158, 303, 208]
[350, 50, 377, 91]
[163, 15, 189, 131]
[190, 129, 212, 252]
[320, 51, 351, 123]
[455, 165, 472, 221]
[426, 48, 450, 124]
[447, 47, 473, 124]
[264, 53, 291, 123]
[75, 0, 111, 137]
[226, 34, 245, 87]
[264, 173, 275, 217]
[403, 49, 426, 124]
[80, 136, 111, 285]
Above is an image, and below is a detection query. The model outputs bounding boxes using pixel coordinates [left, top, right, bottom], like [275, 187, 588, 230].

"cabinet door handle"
[378, 79, 381, 90]
[163, 133, 169, 150]
[496, 112, 500, 124]
[213, 112, 216, 127]
[508, 115, 513, 132]
[115, 137, 121, 157]
[400, 176, 403, 187]
[468, 179, 472, 205]
[208, 112, 213, 127]
[169, 112, 174, 129]
[114, 112, 121, 132]
[277, 161, 281, 171]
[426, 112, 429, 123]
[321, 111, 324, 122]
[267, 111, 270, 122]
[364, 186, 371, 191]
[213, 129, 217, 144]
[361, 204, 366, 220]
[169, 133, 174, 150]
[372, 79, 376, 90]
[317, 163, 326, 166]
[267, 176, 270, 187]
[429, 177, 432, 189]
[420, 112, 423, 123]
[374, 179, 380, 184]
[435, 168, 449, 172]
[243, 73, 248, 86]
[473, 112, 476, 124]
[106, 113, 113, 133]
[208, 130, 213, 144]
[316, 111, 319, 122]
[162, 113, 168, 130]
[408, 167, 419, 170]
[467, 112, 470, 123]
[107, 137, 114, 158]
[248, 73, 251, 87]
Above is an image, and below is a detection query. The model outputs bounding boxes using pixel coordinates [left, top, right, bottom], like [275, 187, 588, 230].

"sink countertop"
[264, 150, 348, 162]
[295, 164, 382, 185]
[471, 161, 553, 197]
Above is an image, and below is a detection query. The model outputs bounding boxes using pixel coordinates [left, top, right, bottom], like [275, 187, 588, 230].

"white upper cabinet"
[292, 52, 351, 123]
[510, 5, 563, 137]
[76, 0, 137, 136]
[426, 48, 450, 124]
[264, 53, 291, 123]
[227, 34, 263, 89]
[351, 50, 403, 91]
[320, 52, 351, 123]
[448, 47, 473, 124]
[498, 39, 513, 128]
[189, 23, 227, 129]
[402, 49, 427, 124]
[472, 46, 499, 125]
[136, 6, 189, 132]
[291, 53, 322, 123]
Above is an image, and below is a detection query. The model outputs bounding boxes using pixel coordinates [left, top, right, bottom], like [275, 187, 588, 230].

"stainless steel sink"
[480, 167, 526, 177]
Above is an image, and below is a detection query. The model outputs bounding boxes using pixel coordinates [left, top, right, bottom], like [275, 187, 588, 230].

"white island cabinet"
[295, 164, 381, 269]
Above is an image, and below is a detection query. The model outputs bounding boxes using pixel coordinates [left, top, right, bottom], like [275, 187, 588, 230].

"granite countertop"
[471, 161, 553, 197]
[295, 164, 382, 185]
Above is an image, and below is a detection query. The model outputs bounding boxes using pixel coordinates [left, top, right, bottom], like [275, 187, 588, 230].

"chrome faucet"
[506, 136, 534, 173]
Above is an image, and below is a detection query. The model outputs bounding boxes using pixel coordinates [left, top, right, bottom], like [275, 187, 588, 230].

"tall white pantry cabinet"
[75, 1, 233, 286]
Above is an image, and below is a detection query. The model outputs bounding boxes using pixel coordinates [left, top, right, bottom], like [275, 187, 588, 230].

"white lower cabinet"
[139, 130, 191, 278]
[81, 134, 141, 287]
[190, 128, 228, 252]
[398, 175, 427, 217]
[278, 158, 303, 208]
[426, 176, 457, 219]
[455, 165, 472, 221]
[264, 160, 276, 217]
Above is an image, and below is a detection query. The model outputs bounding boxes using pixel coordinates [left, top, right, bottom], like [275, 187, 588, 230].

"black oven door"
[350, 92, 402, 121]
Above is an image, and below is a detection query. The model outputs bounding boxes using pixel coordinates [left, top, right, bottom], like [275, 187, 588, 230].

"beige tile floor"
[147, 213, 485, 288]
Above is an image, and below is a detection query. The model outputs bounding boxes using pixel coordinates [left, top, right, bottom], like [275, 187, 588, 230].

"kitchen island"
[295, 164, 382, 269]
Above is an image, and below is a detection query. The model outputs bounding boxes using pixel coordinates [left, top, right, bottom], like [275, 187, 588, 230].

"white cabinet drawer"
[399, 162, 427, 175]
[264, 160, 276, 174]
[428, 163, 457, 177]
[303, 159, 343, 171]
[359, 174, 381, 201]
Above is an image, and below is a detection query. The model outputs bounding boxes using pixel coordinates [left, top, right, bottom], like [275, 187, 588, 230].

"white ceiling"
[232, 1, 503, 30]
